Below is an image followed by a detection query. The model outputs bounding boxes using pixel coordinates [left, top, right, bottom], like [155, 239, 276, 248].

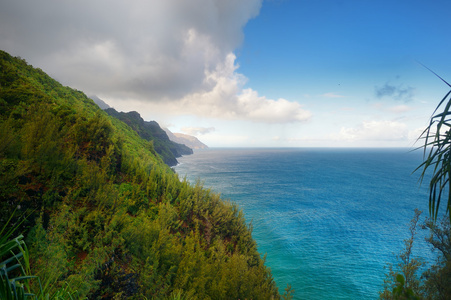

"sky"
[1, 0, 451, 147]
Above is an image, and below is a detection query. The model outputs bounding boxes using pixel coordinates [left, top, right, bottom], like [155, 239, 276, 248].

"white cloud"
[171, 53, 312, 123]
[0, 0, 310, 124]
[408, 127, 426, 144]
[336, 120, 408, 142]
[0, 0, 257, 99]
[373, 103, 413, 113]
[201, 133, 250, 147]
[322, 92, 344, 98]
[388, 105, 412, 113]
[181, 127, 215, 136]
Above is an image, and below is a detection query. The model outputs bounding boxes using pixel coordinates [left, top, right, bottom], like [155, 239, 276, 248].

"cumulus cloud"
[336, 120, 408, 142]
[0, 0, 310, 124]
[375, 82, 415, 102]
[174, 53, 312, 123]
[181, 127, 215, 136]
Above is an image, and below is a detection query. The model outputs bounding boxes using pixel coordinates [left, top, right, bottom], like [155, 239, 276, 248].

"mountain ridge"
[104, 107, 193, 166]
[90, 95, 206, 162]
[90, 95, 111, 110]
[163, 128, 209, 150]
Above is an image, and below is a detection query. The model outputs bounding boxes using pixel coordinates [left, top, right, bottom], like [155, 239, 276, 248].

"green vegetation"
[1, 212, 77, 299]
[380, 211, 451, 300]
[105, 108, 192, 167]
[416, 72, 451, 222]
[380, 209, 425, 300]
[0, 50, 283, 299]
[1, 213, 34, 300]
[380, 76, 451, 299]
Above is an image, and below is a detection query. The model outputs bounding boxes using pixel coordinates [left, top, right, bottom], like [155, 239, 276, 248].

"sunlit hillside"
[0, 50, 283, 299]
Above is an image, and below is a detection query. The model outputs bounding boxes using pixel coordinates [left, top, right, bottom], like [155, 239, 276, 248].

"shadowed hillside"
[105, 108, 193, 166]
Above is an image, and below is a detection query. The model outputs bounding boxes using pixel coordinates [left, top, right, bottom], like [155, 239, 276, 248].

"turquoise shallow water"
[174, 148, 434, 299]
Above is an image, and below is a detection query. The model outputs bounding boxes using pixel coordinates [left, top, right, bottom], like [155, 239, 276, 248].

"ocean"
[174, 148, 434, 299]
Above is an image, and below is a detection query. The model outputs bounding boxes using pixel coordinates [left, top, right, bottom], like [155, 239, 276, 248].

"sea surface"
[174, 148, 435, 299]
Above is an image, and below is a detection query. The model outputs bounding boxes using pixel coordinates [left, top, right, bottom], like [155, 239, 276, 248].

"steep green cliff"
[0, 50, 281, 299]
[105, 108, 193, 167]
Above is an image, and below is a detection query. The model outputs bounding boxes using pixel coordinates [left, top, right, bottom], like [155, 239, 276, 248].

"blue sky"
[1, 0, 451, 147]
[239, 0, 450, 99]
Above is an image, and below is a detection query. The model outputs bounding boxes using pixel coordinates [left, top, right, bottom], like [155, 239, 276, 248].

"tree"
[380, 209, 424, 299]
[421, 216, 451, 299]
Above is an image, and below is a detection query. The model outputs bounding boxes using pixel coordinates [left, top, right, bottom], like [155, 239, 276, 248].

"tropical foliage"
[416, 71, 451, 221]
[0, 50, 283, 299]
[0, 212, 77, 299]
[380, 209, 425, 300]
[1, 213, 34, 300]
[380, 211, 451, 300]
[381, 75, 451, 299]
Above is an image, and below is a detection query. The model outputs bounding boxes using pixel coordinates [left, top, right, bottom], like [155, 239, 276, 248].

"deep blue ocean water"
[174, 148, 434, 299]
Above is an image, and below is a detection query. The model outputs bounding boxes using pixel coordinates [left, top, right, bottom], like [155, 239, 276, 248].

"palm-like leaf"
[0, 213, 34, 300]
[1, 213, 79, 300]
[415, 69, 451, 221]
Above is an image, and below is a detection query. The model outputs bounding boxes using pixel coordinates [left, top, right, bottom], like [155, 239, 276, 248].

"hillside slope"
[0, 50, 281, 299]
[90, 95, 111, 110]
[105, 108, 193, 166]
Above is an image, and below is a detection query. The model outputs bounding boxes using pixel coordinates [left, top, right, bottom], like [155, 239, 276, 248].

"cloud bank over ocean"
[0, 0, 310, 124]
